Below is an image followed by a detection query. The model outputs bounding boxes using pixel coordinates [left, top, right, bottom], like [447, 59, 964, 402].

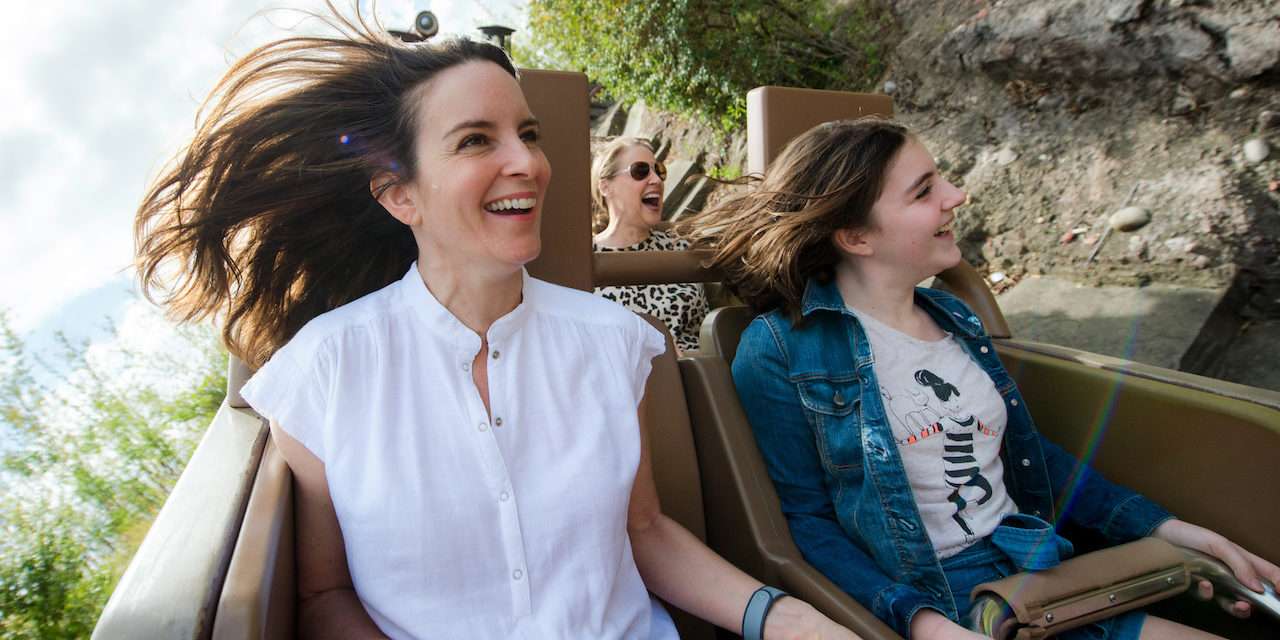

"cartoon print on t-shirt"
[914, 369, 999, 539]
[880, 386, 944, 445]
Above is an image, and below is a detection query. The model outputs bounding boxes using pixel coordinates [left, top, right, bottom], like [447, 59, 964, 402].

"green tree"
[0, 309, 226, 638]
[525, 0, 894, 130]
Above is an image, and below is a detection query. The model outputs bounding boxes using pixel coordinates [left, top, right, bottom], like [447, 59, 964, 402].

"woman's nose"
[502, 139, 537, 176]
[944, 180, 967, 209]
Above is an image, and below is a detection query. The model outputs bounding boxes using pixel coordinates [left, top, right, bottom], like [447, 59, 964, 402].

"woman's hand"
[908, 608, 987, 640]
[1153, 519, 1280, 618]
[762, 597, 863, 639]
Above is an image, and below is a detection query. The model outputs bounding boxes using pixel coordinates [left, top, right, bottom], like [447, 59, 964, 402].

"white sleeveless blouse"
[241, 265, 677, 639]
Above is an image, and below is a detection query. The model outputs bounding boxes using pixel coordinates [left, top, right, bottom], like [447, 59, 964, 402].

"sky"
[0, 0, 527, 341]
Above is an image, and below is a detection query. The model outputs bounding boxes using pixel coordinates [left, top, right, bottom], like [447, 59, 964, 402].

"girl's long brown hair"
[135, 4, 515, 367]
[683, 118, 909, 319]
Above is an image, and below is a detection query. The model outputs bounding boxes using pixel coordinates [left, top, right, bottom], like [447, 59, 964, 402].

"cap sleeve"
[631, 315, 669, 403]
[239, 344, 330, 461]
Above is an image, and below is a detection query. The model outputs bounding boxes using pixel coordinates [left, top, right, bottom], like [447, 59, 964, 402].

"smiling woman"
[131, 4, 857, 639]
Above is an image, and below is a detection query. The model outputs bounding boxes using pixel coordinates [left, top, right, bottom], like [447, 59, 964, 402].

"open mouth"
[641, 192, 662, 209]
[484, 196, 537, 216]
[934, 221, 954, 236]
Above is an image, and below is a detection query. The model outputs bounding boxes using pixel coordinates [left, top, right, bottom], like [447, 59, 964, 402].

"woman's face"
[403, 60, 551, 274]
[600, 144, 664, 229]
[857, 137, 967, 280]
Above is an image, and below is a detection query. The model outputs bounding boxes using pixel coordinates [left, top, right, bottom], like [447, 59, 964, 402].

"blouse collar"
[398, 262, 533, 345]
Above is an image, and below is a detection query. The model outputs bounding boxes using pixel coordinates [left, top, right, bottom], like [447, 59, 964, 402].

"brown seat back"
[213, 438, 295, 640]
[522, 69, 594, 292]
[639, 314, 716, 640]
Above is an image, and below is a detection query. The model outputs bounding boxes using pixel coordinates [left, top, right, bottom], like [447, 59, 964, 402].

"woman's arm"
[271, 422, 388, 639]
[626, 395, 857, 640]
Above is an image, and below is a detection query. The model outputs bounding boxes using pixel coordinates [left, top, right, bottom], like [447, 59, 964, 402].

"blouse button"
[460, 361, 471, 372]
[1022, 458, 1031, 467]
[512, 569, 523, 581]
[980, 346, 989, 354]
[499, 491, 509, 502]
[492, 350, 501, 360]
[494, 417, 504, 427]
[477, 422, 488, 432]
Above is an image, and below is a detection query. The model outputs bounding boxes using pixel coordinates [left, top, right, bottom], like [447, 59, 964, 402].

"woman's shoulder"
[528, 276, 646, 328]
[274, 279, 405, 364]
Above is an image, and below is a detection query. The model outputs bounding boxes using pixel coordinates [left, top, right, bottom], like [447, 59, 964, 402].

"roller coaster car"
[93, 73, 1280, 640]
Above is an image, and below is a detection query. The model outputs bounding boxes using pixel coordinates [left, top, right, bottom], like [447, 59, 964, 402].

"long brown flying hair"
[135, 4, 516, 367]
[683, 118, 909, 319]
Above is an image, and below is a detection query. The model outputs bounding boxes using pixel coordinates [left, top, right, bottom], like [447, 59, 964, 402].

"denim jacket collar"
[799, 277, 985, 340]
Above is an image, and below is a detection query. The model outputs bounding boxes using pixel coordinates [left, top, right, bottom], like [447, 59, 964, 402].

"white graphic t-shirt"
[850, 306, 1017, 558]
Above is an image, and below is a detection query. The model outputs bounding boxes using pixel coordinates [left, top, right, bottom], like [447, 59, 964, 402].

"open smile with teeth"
[934, 221, 954, 236]
[484, 197, 537, 215]
[641, 192, 662, 209]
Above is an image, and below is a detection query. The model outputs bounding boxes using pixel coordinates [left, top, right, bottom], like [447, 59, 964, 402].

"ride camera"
[414, 11, 438, 39]
[389, 10, 438, 43]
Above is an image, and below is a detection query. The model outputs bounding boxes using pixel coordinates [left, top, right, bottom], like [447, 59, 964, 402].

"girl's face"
[600, 144, 664, 229]
[399, 60, 552, 274]
[856, 137, 967, 280]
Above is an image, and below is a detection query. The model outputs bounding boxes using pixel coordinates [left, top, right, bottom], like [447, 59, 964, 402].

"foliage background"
[0, 308, 226, 638]
[523, 0, 895, 131]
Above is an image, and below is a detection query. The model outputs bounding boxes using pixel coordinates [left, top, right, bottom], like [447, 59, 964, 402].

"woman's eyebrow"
[904, 170, 935, 195]
[443, 119, 494, 139]
[443, 117, 540, 139]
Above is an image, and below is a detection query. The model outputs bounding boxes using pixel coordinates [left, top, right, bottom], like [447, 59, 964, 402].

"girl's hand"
[1153, 519, 1280, 618]
[908, 608, 988, 640]
[762, 597, 863, 639]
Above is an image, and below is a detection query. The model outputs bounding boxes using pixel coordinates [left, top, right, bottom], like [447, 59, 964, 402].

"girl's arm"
[1152, 519, 1280, 618]
[271, 422, 388, 639]
[731, 321, 941, 637]
[626, 392, 858, 640]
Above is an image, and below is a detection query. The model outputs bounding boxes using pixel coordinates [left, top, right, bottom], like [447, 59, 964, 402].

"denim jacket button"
[833, 391, 846, 407]
[980, 346, 989, 354]
[1022, 458, 1031, 467]
[1010, 398, 1019, 406]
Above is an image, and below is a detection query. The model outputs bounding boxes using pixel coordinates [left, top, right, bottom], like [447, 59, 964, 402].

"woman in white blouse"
[134, 8, 856, 640]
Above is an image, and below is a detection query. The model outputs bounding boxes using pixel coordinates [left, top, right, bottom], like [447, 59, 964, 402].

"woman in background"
[592, 137, 710, 353]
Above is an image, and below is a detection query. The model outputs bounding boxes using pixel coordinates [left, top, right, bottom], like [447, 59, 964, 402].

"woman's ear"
[596, 178, 610, 199]
[833, 227, 874, 257]
[372, 173, 420, 226]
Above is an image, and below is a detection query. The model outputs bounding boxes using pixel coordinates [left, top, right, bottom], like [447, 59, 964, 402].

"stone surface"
[660, 160, 703, 220]
[996, 276, 1223, 370]
[593, 101, 628, 138]
[995, 147, 1019, 166]
[1215, 320, 1280, 392]
[935, 0, 1278, 85]
[1109, 206, 1152, 232]
[1243, 139, 1270, 164]
[1225, 21, 1280, 80]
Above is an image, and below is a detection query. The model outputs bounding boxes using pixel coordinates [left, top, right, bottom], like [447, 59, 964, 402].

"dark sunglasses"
[619, 160, 666, 182]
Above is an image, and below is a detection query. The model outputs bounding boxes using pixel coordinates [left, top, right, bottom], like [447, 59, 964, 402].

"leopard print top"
[593, 229, 710, 353]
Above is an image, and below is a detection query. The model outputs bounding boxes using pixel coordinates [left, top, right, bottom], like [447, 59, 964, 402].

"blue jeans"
[942, 515, 1147, 640]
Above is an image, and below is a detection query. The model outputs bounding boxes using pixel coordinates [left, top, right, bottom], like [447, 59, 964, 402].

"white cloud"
[1, 0, 527, 332]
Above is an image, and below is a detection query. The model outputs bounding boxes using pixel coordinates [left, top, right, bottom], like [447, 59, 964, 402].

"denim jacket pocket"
[796, 378, 864, 473]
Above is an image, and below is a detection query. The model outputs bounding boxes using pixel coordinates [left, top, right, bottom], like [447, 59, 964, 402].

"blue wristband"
[742, 586, 788, 640]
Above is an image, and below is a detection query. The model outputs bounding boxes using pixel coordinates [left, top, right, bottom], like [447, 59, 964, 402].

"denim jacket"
[730, 278, 1173, 637]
